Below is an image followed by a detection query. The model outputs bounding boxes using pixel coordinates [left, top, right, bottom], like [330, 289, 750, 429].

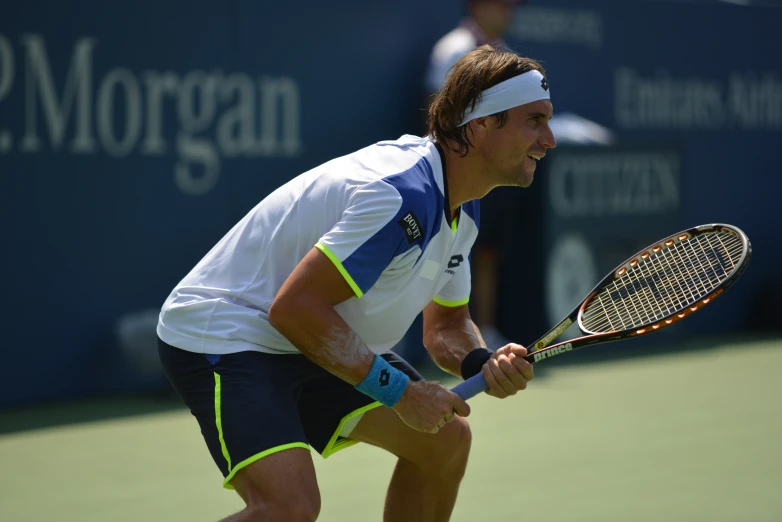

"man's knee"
[236, 498, 320, 522]
[247, 497, 321, 522]
[445, 415, 472, 462]
[423, 416, 472, 478]
[236, 489, 321, 522]
[289, 492, 322, 522]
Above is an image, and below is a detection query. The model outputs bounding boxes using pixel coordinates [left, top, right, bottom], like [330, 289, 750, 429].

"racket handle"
[450, 373, 488, 400]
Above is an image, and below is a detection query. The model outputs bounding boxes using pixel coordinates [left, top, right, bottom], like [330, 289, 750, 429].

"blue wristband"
[355, 355, 409, 408]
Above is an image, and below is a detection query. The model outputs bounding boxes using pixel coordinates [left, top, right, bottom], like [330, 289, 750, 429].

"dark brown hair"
[427, 45, 546, 156]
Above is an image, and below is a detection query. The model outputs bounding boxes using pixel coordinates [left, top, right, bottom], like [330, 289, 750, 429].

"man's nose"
[541, 124, 557, 149]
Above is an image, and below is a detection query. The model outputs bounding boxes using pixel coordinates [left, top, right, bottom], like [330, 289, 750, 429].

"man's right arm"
[268, 247, 469, 433]
[268, 247, 374, 385]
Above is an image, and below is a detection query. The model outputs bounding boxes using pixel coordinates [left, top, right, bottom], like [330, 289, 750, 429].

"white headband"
[459, 69, 550, 126]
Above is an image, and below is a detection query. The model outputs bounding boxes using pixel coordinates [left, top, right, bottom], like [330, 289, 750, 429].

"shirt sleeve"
[315, 180, 420, 298]
[433, 253, 472, 307]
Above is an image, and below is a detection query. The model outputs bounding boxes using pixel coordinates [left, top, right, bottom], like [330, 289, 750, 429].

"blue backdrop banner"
[1, 0, 779, 405]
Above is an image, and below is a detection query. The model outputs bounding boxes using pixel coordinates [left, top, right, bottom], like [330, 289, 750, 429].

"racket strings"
[581, 232, 743, 333]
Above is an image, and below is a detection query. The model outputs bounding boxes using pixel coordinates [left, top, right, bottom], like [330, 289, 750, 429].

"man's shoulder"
[360, 136, 437, 185]
[310, 135, 433, 190]
[329, 136, 442, 247]
[371, 136, 440, 199]
[372, 134, 435, 161]
[319, 136, 441, 224]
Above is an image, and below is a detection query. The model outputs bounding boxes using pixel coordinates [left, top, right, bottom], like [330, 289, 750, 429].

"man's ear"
[468, 117, 490, 139]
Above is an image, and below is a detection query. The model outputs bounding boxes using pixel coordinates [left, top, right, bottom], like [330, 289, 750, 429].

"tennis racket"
[451, 223, 752, 400]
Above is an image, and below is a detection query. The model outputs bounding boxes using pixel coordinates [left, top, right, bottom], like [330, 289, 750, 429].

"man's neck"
[438, 140, 492, 217]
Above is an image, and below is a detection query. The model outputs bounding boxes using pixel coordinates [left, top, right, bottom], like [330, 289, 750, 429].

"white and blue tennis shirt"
[157, 135, 480, 355]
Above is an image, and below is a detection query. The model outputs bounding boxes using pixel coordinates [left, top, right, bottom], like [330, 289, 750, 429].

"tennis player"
[157, 45, 556, 522]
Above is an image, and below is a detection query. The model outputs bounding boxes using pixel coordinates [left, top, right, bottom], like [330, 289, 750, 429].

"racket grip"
[450, 373, 488, 400]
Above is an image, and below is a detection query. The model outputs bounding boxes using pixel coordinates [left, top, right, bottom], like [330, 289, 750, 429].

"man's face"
[479, 99, 556, 188]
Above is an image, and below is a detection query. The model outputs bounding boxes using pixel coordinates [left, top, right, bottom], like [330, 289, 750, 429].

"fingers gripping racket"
[451, 223, 752, 400]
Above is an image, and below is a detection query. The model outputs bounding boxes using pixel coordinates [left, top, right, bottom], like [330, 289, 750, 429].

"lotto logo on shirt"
[445, 254, 463, 275]
[447, 255, 463, 269]
[397, 211, 423, 244]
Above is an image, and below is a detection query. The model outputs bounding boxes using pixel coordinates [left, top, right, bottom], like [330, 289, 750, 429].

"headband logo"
[459, 70, 551, 126]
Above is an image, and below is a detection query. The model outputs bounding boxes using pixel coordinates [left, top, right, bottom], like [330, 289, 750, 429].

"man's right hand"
[391, 380, 471, 434]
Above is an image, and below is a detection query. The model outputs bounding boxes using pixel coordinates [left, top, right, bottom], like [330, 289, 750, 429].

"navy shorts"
[158, 337, 423, 489]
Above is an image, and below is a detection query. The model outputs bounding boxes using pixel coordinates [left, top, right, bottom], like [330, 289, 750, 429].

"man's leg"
[158, 340, 322, 522]
[218, 448, 320, 522]
[349, 406, 472, 522]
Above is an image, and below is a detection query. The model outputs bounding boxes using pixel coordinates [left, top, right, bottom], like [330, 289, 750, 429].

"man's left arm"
[422, 302, 535, 398]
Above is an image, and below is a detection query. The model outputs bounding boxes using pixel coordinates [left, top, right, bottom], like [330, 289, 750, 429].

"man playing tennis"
[157, 45, 556, 522]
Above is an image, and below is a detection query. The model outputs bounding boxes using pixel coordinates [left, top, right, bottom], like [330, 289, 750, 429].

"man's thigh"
[158, 339, 313, 489]
[297, 351, 426, 458]
[348, 397, 472, 469]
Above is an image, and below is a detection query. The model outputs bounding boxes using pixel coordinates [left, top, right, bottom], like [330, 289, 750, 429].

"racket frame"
[450, 223, 751, 400]
[525, 223, 751, 364]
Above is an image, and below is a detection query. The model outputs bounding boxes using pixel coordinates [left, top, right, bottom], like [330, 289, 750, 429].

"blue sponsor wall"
[506, 0, 781, 341]
[1, 0, 780, 406]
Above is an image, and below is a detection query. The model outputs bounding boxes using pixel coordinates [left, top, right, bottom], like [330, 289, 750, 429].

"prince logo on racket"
[533, 343, 573, 363]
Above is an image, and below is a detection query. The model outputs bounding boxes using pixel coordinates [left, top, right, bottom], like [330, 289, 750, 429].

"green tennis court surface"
[2, 338, 780, 522]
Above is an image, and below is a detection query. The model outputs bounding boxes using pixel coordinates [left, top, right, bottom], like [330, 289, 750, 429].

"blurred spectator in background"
[425, 0, 522, 96]
[424, 0, 526, 351]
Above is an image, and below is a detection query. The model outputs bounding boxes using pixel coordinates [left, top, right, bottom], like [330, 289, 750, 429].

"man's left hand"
[482, 344, 534, 398]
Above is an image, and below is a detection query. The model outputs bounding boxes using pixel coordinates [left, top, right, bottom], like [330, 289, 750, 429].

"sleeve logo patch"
[445, 254, 464, 274]
[397, 210, 423, 243]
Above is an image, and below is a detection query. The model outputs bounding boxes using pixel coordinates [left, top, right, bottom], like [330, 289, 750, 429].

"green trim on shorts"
[321, 401, 383, 459]
[433, 296, 470, 307]
[223, 443, 311, 490]
[214, 372, 232, 472]
[314, 242, 364, 298]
